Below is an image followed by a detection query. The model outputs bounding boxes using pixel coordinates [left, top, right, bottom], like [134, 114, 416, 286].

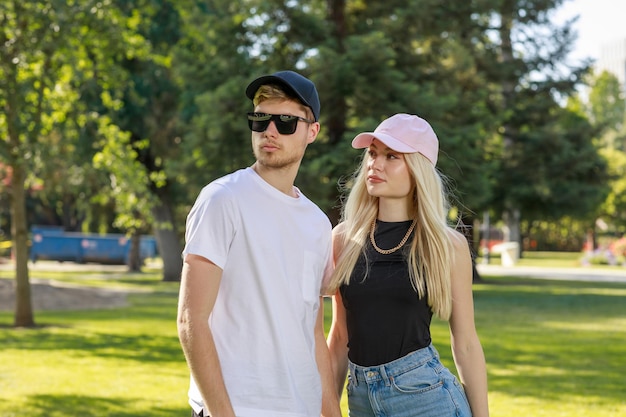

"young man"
[177, 71, 341, 417]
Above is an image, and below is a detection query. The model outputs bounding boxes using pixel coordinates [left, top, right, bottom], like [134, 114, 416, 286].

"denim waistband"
[348, 344, 440, 386]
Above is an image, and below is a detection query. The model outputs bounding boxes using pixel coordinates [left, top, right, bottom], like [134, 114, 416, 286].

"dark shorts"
[191, 410, 203, 417]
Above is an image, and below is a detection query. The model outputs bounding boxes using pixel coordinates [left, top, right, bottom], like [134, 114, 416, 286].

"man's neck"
[251, 162, 300, 197]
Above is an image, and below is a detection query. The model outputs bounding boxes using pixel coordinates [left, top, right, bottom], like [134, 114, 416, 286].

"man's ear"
[307, 122, 320, 144]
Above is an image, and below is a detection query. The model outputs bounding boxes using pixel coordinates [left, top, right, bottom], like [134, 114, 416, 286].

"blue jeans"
[347, 344, 472, 417]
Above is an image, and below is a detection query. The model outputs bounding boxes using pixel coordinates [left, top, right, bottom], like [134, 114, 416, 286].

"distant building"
[598, 38, 626, 91]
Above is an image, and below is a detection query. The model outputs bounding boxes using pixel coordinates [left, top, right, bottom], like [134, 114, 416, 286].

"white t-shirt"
[183, 167, 332, 417]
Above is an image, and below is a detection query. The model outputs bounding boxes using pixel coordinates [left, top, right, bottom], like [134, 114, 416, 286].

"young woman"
[326, 113, 489, 417]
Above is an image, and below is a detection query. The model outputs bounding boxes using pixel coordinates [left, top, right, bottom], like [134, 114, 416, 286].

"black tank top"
[340, 220, 433, 366]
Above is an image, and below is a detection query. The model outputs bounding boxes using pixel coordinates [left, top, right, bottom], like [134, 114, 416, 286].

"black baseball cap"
[245, 70, 320, 121]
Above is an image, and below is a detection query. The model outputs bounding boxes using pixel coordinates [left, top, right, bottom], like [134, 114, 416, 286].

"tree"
[3, 0, 604, 303]
[1, 0, 75, 327]
[483, 0, 594, 249]
[588, 70, 625, 138]
[587, 70, 626, 233]
[0, 0, 143, 326]
[102, 0, 186, 279]
[92, 118, 157, 271]
[495, 104, 609, 224]
[288, 0, 501, 267]
[599, 148, 626, 232]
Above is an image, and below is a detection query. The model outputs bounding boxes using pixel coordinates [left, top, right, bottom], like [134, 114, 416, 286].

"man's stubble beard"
[252, 136, 307, 171]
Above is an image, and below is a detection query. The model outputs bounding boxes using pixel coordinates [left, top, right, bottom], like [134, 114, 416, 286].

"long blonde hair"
[328, 151, 453, 320]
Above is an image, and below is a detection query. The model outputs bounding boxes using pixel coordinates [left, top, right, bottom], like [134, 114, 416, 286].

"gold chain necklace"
[369, 218, 417, 255]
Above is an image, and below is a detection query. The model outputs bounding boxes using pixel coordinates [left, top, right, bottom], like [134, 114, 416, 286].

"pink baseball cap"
[352, 113, 439, 165]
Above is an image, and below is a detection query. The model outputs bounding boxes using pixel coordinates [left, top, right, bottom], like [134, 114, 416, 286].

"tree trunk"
[499, 7, 522, 259]
[458, 214, 482, 283]
[127, 230, 141, 272]
[11, 163, 35, 327]
[502, 207, 522, 258]
[326, 0, 348, 147]
[152, 201, 182, 282]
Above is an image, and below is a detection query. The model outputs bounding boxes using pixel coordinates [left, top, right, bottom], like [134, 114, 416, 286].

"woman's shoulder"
[332, 222, 347, 246]
[331, 222, 348, 259]
[447, 228, 469, 251]
[333, 221, 347, 235]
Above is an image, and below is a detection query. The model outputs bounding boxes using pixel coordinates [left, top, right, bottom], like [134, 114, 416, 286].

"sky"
[554, 0, 626, 61]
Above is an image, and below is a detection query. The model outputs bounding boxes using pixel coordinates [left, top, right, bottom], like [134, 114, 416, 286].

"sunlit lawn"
[0, 271, 188, 417]
[1, 259, 625, 416]
[437, 276, 626, 417]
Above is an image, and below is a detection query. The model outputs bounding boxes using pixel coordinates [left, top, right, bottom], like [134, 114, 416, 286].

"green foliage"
[495, 105, 609, 222]
[523, 218, 588, 252]
[482, 0, 599, 239]
[0, 0, 154, 230]
[585, 71, 626, 231]
[0, 0, 156, 325]
[303, 0, 500, 216]
[167, 0, 256, 196]
[92, 118, 156, 232]
[588, 70, 625, 135]
[599, 148, 626, 230]
[2, 0, 618, 272]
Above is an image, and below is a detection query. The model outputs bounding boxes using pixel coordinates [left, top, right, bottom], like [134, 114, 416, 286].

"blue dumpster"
[30, 227, 157, 264]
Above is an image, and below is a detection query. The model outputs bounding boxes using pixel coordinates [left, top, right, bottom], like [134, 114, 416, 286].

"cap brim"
[352, 132, 418, 153]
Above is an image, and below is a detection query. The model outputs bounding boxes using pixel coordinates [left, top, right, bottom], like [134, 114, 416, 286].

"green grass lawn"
[1, 259, 625, 416]
[0, 271, 188, 417]
[446, 276, 626, 417]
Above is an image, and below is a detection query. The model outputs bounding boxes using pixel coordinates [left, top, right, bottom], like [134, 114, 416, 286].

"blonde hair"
[253, 84, 314, 121]
[328, 151, 453, 319]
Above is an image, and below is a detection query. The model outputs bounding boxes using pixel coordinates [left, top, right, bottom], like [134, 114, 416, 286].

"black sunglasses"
[247, 112, 315, 135]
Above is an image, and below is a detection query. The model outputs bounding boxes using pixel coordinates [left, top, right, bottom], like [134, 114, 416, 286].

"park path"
[476, 264, 626, 283]
[0, 260, 156, 311]
[2, 259, 625, 283]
